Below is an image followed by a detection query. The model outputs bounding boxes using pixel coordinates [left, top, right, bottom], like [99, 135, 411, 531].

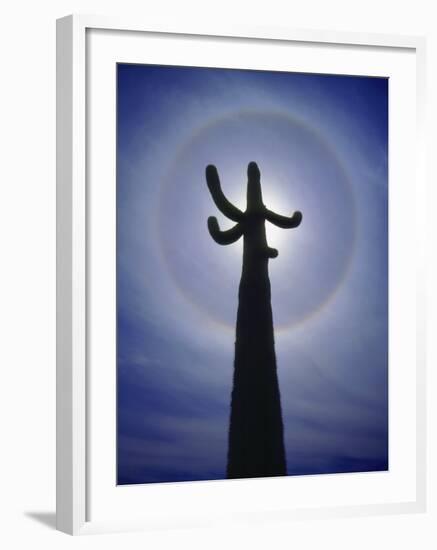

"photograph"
[116, 63, 389, 485]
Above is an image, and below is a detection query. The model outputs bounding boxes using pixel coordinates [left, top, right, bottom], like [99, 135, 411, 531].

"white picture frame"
[56, 14, 427, 535]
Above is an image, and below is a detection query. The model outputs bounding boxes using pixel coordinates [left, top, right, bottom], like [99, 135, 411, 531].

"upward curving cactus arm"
[265, 209, 303, 229]
[207, 216, 244, 245]
[206, 164, 244, 222]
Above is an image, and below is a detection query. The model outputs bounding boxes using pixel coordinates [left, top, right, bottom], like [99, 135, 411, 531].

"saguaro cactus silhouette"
[206, 161, 302, 479]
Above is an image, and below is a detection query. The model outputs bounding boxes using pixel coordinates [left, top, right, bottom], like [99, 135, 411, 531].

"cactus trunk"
[227, 250, 287, 478]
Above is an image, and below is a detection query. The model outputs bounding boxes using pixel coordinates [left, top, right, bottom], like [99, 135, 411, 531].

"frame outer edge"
[56, 14, 87, 535]
[414, 36, 427, 513]
[55, 14, 427, 533]
[68, 13, 423, 49]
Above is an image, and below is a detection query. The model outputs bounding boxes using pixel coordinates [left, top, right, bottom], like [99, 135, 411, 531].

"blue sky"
[116, 63, 388, 484]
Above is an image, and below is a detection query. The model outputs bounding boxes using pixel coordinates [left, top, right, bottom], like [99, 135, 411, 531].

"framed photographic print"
[56, 15, 427, 535]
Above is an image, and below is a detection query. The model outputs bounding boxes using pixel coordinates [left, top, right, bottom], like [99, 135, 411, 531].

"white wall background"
[0, 1, 435, 548]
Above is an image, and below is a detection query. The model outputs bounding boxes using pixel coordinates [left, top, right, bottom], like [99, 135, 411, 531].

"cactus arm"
[266, 247, 278, 258]
[206, 165, 244, 222]
[207, 217, 244, 245]
[265, 209, 302, 229]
